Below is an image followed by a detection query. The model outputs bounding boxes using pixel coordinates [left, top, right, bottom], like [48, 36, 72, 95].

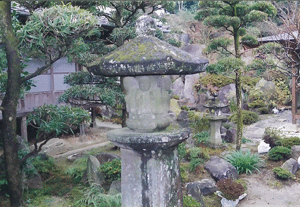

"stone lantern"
[88, 35, 208, 207]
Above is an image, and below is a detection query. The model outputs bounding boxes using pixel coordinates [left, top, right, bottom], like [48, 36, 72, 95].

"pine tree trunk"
[235, 69, 243, 151]
[0, 1, 24, 206]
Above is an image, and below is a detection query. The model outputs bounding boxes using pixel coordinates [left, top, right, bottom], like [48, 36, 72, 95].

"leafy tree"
[0, 3, 98, 206]
[195, 1, 276, 150]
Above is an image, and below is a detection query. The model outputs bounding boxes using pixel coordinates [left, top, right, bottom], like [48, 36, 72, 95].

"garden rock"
[87, 155, 103, 186]
[204, 156, 239, 182]
[220, 126, 227, 134]
[257, 140, 271, 154]
[67, 153, 84, 162]
[135, 15, 156, 36]
[186, 182, 206, 206]
[177, 110, 190, 128]
[255, 78, 276, 95]
[291, 145, 300, 159]
[95, 153, 120, 164]
[180, 33, 191, 46]
[197, 179, 218, 196]
[281, 158, 298, 174]
[98, 105, 118, 119]
[171, 77, 184, 99]
[108, 180, 121, 195]
[183, 74, 200, 107]
[41, 138, 66, 155]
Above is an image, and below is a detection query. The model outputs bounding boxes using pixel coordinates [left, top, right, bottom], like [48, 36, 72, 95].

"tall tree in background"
[195, 0, 276, 150]
[0, 2, 98, 206]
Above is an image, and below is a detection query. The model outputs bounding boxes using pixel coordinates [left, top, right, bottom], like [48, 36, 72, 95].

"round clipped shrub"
[273, 167, 293, 180]
[276, 136, 300, 149]
[263, 127, 282, 148]
[268, 146, 291, 161]
[229, 110, 259, 125]
[216, 178, 245, 200]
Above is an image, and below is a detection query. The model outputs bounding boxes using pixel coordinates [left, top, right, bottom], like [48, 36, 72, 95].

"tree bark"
[0, 1, 24, 206]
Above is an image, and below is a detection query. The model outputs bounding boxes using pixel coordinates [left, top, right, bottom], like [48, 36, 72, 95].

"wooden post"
[292, 65, 297, 124]
[21, 116, 28, 142]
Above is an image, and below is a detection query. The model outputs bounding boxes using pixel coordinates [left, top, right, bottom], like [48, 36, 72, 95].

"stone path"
[239, 110, 300, 207]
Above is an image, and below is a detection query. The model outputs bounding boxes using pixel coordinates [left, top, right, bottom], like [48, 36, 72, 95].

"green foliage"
[206, 37, 232, 53]
[198, 73, 233, 89]
[64, 72, 109, 86]
[206, 57, 244, 74]
[167, 38, 181, 47]
[173, 95, 180, 100]
[186, 147, 210, 172]
[109, 26, 136, 47]
[19, 4, 97, 61]
[193, 131, 210, 146]
[178, 143, 187, 160]
[229, 110, 259, 125]
[250, 2, 277, 18]
[75, 184, 121, 207]
[276, 137, 300, 149]
[195, 8, 219, 21]
[154, 29, 164, 40]
[180, 105, 190, 111]
[255, 42, 284, 55]
[273, 167, 293, 180]
[204, 15, 241, 28]
[59, 85, 124, 107]
[31, 156, 56, 177]
[65, 157, 88, 182]
[241, 34, 258, 46]
[245, 59, 276, 76]
[188, 112, 210, 133]
[225, 150, 262, 174]
[241, 137, 252, 144]
[27, 104, 90, 140]
[99, 159, 121, 184]
[268, 146, 291, 161]
[183, 195, 202, 207]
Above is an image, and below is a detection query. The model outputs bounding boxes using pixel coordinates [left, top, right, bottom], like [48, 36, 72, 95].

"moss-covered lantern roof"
[87, 35, 209, 76]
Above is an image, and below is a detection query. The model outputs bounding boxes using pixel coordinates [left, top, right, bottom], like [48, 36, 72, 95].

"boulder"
[180, 34, 191, 46]
[257, 140, 271, 154]
[108, 180, 121, 195]
[291, 145, 300, 159]
[87, 155, 103, 186]
[135, 15, 156, 36]
[177, 110, 190, 128]
[197, 179, 217, 196]
[186, 182, 205, 206]
[171, 78, 184, 99]
[98, 105, 119, 119]
[95, 153, 120, 164]
[220, 126, 227, 135]
[40, 138, 66, 155]
[255, 78, 276, 95]
[281, 158, 298, 174]
[204, 156, 238, 182]
[67, 153, 84, 162]
[183, 74, 200, 107]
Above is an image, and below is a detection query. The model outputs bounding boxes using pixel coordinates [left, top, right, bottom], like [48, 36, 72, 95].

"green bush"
[76, 184, 121, 207]
[155, 29, 164, 40]
[183, 195, 202, 207]
[99, 159, 121, 184]
[273, 167, 293, 180]
[276, 137, 300, 149]
[186, 147, 210, 172]
[193, 131, 210, 146]
[167, 38, 181, 47]
[30, 155, 56, 179]
[225, 150, 262, 174]
[268, 146, 291, 161]
[65, 157, 88, 182]
[188, 112, 210, 133]
[181, 105, 190, 111]
[206, 57, 244, 74]
[27, 104, 90, 140]
[198, 73, 233, 90]
[229, 110, 259, 125]
[178, 143, 187, 160]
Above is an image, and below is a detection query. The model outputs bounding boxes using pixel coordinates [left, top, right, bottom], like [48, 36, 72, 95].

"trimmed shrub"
[183, 195, 202, 207]
[268, 146, 291, 161]
[276, 137, 300, 149]
[273, 167, 293, 180]
[99, 159, 121, 184]
[225, 150, 262, 174]
[229, 110, 259, 125]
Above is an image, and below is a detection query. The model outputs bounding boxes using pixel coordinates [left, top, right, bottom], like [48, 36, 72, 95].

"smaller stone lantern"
[203, 94, 229, 147]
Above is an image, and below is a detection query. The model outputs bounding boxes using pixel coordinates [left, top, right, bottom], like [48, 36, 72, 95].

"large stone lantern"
[88, 35, 208, 207]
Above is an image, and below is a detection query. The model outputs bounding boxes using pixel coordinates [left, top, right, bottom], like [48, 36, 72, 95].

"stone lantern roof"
[87, 35, 209, 76]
